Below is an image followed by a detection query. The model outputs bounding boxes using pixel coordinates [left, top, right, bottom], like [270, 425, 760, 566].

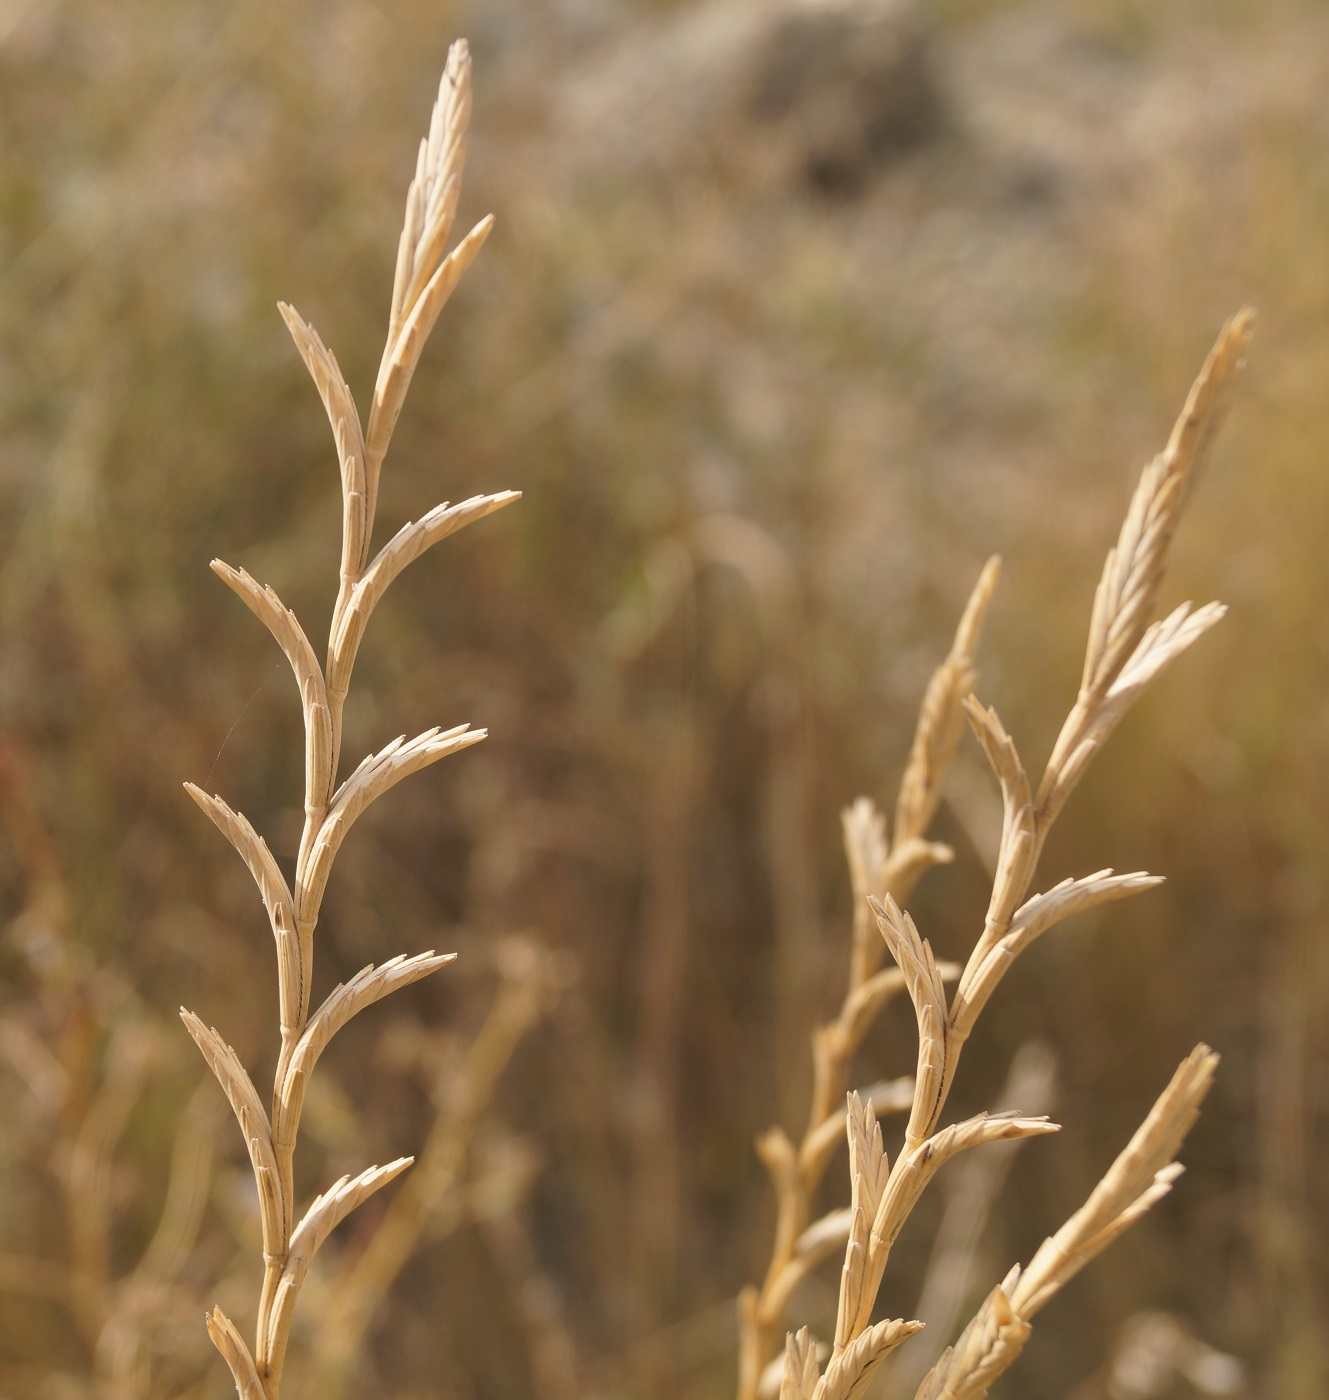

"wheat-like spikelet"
[179, 41, 515, 1400]
[738, 560, 998, 1400]
[746, 310, 1252, 1399]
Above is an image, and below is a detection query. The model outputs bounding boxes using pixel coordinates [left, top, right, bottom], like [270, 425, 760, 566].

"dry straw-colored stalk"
[181, 40, 516, 1400]
[743, 309, 1253, 1400]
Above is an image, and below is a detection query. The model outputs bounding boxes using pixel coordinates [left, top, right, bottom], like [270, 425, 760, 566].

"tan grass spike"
[180, 39, 516, 1400]
[746, 311, 1251, 1400]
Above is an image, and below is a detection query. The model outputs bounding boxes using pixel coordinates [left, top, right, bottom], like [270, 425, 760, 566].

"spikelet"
[834, 1094, 890, 1348]
[327, 491, 520, 702]
[1039, 311, 1253, 820]
[949, 870, 1163, 1043]
[780, 1328, 821, 1400]
[263, 1159, 415, 1387]
[868, 895, 949, 1158]
[273, 952, 456, 1158]
[894, 556, 1001, 848]
[1012, 1046, 1218, 1317]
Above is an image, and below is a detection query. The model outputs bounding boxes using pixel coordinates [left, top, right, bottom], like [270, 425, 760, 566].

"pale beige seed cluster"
[180, 41, 516, 1400]
[742, 310, 1253, 1400]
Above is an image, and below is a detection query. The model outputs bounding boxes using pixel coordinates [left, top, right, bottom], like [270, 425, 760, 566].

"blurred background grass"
[1, 0, 1326, 1396]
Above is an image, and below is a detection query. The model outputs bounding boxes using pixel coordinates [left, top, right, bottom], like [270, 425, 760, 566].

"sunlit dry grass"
[1, 2, 1325, 1397]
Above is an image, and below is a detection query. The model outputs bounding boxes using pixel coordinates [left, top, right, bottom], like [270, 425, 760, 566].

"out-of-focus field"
[1, 1, 1326, 1397]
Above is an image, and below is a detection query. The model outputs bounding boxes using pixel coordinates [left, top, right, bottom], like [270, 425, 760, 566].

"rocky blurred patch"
[548, 0, 944, 195]
[745, 0, 943, 195]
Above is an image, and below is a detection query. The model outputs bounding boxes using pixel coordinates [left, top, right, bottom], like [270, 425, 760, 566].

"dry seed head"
[183, 786, 302, 1029]
[842, 798, 888, 904]
[741, 551, 1005, 1398]
[185, 37, 515, 1399]
[1038, 311, 1252, 820]
[179, 1012, 283, 1256]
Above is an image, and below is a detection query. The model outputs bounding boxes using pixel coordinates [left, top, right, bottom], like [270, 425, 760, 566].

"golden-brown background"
[1, 1, 1324, 1396]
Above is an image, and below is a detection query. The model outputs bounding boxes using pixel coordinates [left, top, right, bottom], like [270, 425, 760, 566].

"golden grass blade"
[296, 725, 486, 922]
[862, 1076, 920, 1117]
[1039, 601, 1227, 826]
[868, 895, 948, 1158]
[1112, 599, 1227, 699]
[739, 558, 1003, 1397]
[328, 490, 520, 700]
[1038, 312, 1253, 818]
[183, 785, 303, 1032]
[264, 1158, 415, 1385]
[949, 870, 1162, 1042]
[205, 1307, 265, 1400]
[895, 556, 1001, 848]
[1079, 312, 1252, 705]
[208, 562, 335, 810]
[960, 699, 1036, 966]
[819, 1317, 924, 1400]
[917, 1050, 1217, 1399]
[843, 798, 889, 987]
[1010, 1045, 1217, 1318]
[368, 214, 493, 484]
[913, 1280, 1029, 1400]
[388, 41, 473, 347]
[370, 40, 483, 493]
[780, 1327, 821, 1400]
[880, 837, 955, 904]
[847, 1093, 891, 1210]
[179, 1011, 283, 1260]
[793, 1209, 852, 1270]
[756, 1125, 803, 1279]
[182, 41, 515, 1399]
[853, 1114, 1057, 1342]
[834, 1093, 890, 1347]
[210, 563, 326, 708]
[277, 303, 371, 595]
[757, 319, 1246, 1400]
[274, 952, 455, 1157]
[277, 303, 366, 478]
